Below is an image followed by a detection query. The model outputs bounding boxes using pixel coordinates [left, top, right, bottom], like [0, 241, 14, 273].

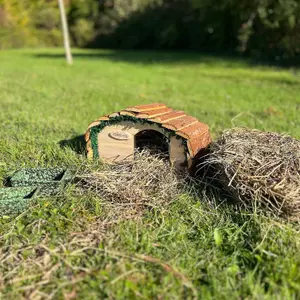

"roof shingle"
[86, 103, 211, 163]
[125, 103, 166, 113]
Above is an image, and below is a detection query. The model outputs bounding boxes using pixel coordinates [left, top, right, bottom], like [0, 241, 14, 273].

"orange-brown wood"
[187, 131, 212, 157]
[136, 108, 173, 118]
[85, 130, 90, 142]
[86, 139, 93, 159]
[86, 103, 212, 171]
[87, 120, 101, 130]
[109, 112, 120, 118]
[162, 116, 198, 131]
[98, 116, 110, 121]
[119, 110, 138, 117]
[125, 103, 166, 113]
[149, 110, 186, 123]
[176, 122, 209, 140]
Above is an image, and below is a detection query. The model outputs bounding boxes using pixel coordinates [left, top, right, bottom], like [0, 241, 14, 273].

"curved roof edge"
[85, 103, 212, 159]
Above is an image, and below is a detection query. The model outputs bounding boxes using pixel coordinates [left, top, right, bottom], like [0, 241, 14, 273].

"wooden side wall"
[96, 121, 187, 169]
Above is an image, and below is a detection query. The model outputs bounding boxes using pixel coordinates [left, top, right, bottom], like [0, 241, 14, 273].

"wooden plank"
[176, 122, 209, 140]
[109, 112, 120, 118]
[149, 111, 186, 123]
[187, 131, 212, 157]
[98, 130, 134, 162]
[162, 116, 198, 131]
[97, 122, 166, 162]
[86, 139, 93, 159]
[98, 115, 110, 121]
[84, 130, 90, 142]
[125, 103, 166, 113]
[120, 110, 138, 117]
[169, 136, 187, 170]
[136, 108, 173, 118]
[87, 120, 101, 130]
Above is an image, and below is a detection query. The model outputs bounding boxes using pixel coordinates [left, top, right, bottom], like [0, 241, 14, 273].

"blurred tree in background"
[0, 0, 299, 61]
[0, 0, 61, 47]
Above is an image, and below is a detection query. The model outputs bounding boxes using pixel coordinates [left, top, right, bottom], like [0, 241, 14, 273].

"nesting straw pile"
[77, 150, 186, 217]
[200, 128, 300, 219]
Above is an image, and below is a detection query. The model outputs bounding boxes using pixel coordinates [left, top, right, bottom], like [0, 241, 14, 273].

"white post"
[58, 0, 73, 65]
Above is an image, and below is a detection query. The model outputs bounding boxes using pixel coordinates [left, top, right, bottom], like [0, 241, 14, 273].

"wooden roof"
[86, 103, 211, 159]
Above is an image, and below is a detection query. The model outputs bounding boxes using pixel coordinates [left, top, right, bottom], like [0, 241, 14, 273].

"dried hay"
[0, 216, 197, 299]
[76, 150, 187, 218]
[199, 128, 300, 219]
[0, 151, 194, 298]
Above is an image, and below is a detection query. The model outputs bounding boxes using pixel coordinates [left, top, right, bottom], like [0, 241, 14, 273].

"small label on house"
[109, 131, 131, 140]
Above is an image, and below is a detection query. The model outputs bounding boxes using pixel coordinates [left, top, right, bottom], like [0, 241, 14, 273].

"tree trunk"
[58, 0, 73, 65]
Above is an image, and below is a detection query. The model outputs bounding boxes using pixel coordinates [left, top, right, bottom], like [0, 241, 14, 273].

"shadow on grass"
[3, 177, 12, 187]
[31, 51, 300, 87]
[32, 50, 300, 70]
[59, 134, 86, 155]
[33, 50, 241, 65]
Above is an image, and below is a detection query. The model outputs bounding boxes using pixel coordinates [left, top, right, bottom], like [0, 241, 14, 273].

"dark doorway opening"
[135, 130, 169, 157]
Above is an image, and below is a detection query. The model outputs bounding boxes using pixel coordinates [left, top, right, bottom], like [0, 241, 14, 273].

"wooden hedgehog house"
[85, 103, 212, 171]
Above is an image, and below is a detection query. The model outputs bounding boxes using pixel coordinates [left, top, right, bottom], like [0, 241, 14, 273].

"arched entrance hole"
[134, 130, 169, 158]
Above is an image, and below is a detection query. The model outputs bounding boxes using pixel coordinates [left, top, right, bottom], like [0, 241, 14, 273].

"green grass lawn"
[0, 48, 300, 299]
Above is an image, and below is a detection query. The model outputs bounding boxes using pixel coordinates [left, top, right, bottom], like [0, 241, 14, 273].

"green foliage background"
[0, 0, 300, 60]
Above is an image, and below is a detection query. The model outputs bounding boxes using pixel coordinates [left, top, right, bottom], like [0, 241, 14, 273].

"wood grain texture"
[162, 116, 198, 131]
[187, 131, 212, 156]
[176, 122, 209, 140]
[125, 103, 166, 113]
[136, 108, 173, 118]
[149, 110, 186, 123]
[96, 121, 187, 169]
[86, 103, 212, 170]
[169, 136, 187, 170]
